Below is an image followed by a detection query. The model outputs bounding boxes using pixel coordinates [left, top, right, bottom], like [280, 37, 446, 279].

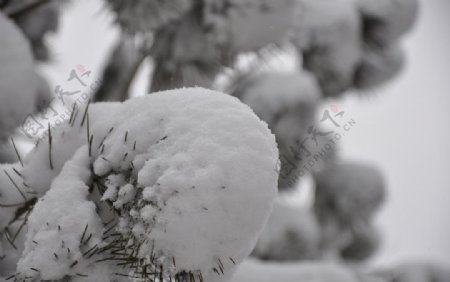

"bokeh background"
[38, 0, 450, 267]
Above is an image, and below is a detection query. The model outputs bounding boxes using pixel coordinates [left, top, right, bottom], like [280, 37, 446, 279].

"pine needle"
[10, 137, 23, 166]
[48, 124, 54, 170]
[3, 169, 26, 201]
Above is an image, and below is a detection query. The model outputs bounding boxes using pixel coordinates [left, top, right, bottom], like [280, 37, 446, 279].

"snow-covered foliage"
[107, 0, 193, 34]
[1, 88, 279, 281]
[313, 163, 385, 258]
[101, 0, 419, 96]
[149, 9, 224, 92]
[290, 0, 418, 97]
[357, 0, 419, 46]
[354, 45, 405, 90]
[314, 163, 385, 222]
[252, 200, 321, 261]
[293, 0, 362, 97]
[148, 0, 299, 92]
[234, 71, 320, 126]
[339, 223, 381, 261]
[203, 0, 297, 53]
[231, 71, 321, 190]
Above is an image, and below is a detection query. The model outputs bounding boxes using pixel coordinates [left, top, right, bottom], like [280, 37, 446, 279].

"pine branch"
[93, 37, 146, 102]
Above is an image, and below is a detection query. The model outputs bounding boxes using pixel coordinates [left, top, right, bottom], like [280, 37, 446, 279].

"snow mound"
[12, 88, 278, 281]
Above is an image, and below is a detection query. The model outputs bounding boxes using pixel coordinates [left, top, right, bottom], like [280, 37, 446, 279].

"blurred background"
[38, 0, 450, 267]
[340, 0, 450, 267]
